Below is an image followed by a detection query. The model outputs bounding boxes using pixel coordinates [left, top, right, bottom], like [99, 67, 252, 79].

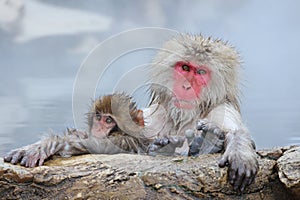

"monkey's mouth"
[173, 99, 196, 109]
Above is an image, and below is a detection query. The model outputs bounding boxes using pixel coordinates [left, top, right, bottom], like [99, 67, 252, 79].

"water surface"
[0, 0, 299, 156]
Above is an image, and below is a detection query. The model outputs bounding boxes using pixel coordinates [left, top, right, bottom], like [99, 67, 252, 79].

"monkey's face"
[91, 112, 117, 138]
[88, 94, 144, 138]
[150, 34, 241, 110]
[172, 61, 211, 109]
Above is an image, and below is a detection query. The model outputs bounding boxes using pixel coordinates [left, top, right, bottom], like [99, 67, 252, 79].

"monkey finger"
[153, 138, 169, 146]
[233, 167, 245, 191]
[240, 169, 251, 191]
[188, 147, 200, 155]
[247, 171, 256, 186]
[228, 169, 237, 185]
[11, 151, 23, 164]
[50, 140, 59, 155]
[188, 136, 203, 156]
[37, 159, 44, 167]
[147, 144, 161, 155]
[196, 123, 207, 131]
[168, 136, 185, 147]
[228, 162, 239, 185]
[20, 156, 28, 166]
[38, 152, 48, 166]
[25, 156, 32, 167]
[38, 158, 45, 166]
[196, 119, 208, 131]
[27, 153, 39, 167]
[28, 157, 38, 168]
[24, 161, 30, 168]
[4, 152, 13, 162]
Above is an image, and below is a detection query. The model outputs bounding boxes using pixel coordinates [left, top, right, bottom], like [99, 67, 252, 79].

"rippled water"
[0, 0, 299, 156]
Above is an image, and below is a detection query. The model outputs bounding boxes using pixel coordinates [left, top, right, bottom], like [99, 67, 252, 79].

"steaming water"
[0, 0, 299, 156]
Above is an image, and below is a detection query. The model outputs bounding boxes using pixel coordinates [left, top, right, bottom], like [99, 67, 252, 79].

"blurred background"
[0, 0, 299, 156]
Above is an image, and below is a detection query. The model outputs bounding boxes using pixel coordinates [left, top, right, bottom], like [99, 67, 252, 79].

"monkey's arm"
[206, 103, 258, 191]
[81, 136, 127, 154]
[4, 130, 89, 167]
[86, 133, 149, 155]
[147, 136, 186, 156]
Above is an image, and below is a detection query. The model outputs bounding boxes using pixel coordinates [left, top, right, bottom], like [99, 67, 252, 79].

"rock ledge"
[0, 146, 299, 199]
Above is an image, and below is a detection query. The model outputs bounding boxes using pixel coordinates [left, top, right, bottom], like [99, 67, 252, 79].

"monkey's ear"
[135, 110, 144, 126]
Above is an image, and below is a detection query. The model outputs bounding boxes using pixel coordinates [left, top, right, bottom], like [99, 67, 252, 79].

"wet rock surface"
[0, 146, 299, 199]
[277, 146, 300, 199]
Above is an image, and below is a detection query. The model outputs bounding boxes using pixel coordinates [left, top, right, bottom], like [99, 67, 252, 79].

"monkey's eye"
[95, 114, 101, 120]
[105, 117, 113, 124]
[182, 65, 190, 72]
[196, 69, 207, 75]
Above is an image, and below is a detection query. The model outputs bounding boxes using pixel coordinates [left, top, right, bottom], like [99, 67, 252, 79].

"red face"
[91, 113, 116, 138]
[173, 61, 211, 109]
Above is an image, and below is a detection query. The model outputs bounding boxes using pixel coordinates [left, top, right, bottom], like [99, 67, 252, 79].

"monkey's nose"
[182, 83, 192, 90]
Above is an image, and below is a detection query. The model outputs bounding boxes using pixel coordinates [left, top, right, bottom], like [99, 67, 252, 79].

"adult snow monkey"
[144, 34, 258, 192]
